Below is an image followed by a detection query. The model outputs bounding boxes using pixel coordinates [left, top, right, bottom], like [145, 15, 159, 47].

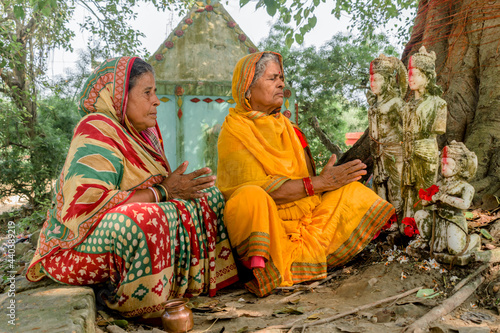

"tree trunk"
[345, 0, 500, 204]
[337, 129, 373, 182]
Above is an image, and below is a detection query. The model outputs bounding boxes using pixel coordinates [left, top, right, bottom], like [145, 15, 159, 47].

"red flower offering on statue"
[185, 18, 193, 25]
[419, 184, 439, 201]
[155, 54, 163, 61]
[205, 5, 213, 11]
[238, 34, 247, 42]
[414, 184, 440, 207]
[164, 41, 174, 49]
[373, 213, 398, 239]
[402, 217, 419, 237]
[227, 21, 236, 28]
[175, 30, 184, 37]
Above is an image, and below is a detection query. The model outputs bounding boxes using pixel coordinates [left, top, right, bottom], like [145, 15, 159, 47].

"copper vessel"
[161, 298, 193, 333]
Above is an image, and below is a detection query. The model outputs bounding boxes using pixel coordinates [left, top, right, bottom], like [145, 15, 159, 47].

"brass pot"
[161, 298, 193, 333]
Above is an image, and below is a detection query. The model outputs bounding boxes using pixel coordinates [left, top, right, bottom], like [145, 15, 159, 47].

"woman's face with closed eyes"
[247, 61, 285, 115]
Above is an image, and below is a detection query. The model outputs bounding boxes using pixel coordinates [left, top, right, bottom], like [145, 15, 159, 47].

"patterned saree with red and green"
[26, 57, 238, 318]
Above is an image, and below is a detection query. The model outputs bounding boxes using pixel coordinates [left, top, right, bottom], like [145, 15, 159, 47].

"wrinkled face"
[408, 65, 428, 92]
[248, 61, 285, 115]
[125, 72, 160, 132]
[370, 73, 385, 95]
[441, 157, 457, 178]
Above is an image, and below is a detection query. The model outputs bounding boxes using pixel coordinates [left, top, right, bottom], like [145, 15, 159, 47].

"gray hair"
[245, 53, 281, 99]
[129, 58, 155, 91]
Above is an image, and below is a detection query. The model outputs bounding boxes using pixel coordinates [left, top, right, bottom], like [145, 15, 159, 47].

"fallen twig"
[278, 271, 341, 303]
[452, 263, 488, 293]
[403, 275, 485, 333]
[259, 286, 422, 331]
[299, 286, 422, 330]
[219, 289, 249, 298]
[276, 286, 308, 291]
[201, 318, 218, 332]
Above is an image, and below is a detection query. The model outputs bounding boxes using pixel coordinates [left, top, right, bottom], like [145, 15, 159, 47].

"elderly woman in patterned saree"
[217, 51, 395, 297]
[26, 57, 238, 319]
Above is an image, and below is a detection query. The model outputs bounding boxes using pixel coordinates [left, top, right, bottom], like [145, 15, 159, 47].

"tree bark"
[338, 129, 372, 170]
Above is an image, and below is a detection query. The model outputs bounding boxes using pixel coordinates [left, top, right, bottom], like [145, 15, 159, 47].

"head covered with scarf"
[28, 57, 169, 273]
[79, 56, 168, 161]
[217, 51, 309, 199]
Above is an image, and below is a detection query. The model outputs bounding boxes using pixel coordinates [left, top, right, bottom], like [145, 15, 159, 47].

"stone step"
[0, 276, 95, 333]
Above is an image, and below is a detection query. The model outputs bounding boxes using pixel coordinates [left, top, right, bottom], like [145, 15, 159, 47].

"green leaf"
[480, 229, 493, 240]
[308, 16, 317, 29]
[295, 33, 304, 45]
[264, 0, 277, 17]
[464, 211, 474, 219]
[416, 289, 439, 299]
[285, 34, 293, 48]
[13, 5, 25, 19]
[239, 0, 251, 7]
[111, 319, 128, 328]
[283, 12, 291, 24]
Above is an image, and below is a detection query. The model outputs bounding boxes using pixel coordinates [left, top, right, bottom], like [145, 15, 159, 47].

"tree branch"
[309, 115, 343, 158]
[76, 1, 105, 26]
[4, 141, 31, 150]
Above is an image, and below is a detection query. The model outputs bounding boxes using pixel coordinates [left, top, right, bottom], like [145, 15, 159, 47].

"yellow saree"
[217, 51, 395, 296]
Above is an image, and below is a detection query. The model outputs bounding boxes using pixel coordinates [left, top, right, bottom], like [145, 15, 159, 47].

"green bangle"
[157, 184, 169, 201]
[154, 184, 166, 202]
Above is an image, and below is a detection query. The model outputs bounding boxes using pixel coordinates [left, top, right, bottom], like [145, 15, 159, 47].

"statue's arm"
[431, 98, 447, 135]
[439, 183, 473, 210]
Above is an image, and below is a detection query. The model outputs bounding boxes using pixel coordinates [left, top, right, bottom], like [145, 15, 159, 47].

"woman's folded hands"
[161, 161, 216, 200]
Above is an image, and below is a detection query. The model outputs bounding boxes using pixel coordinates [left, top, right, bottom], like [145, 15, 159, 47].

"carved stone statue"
[367, 54, 407, 227]
[402, 46, 447, 220]
[414, 141, 481, 265]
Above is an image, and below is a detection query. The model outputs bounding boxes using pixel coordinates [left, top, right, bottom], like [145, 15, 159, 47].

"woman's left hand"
[161, 161, 216, 200]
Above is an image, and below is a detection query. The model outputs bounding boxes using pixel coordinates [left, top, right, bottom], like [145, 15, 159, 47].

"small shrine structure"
[149, 0, 296, 172]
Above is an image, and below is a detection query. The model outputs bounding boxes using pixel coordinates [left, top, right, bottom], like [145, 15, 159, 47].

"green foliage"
[13, 206, 48, 233]
[259, 23, 399, 168]
[0, 96, 79, 207]
[243, 0, 418, 47]
[203, 124, 221, 175]
[0, 0, 190, 209]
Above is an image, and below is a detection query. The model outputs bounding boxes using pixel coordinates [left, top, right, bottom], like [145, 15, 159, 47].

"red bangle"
[303, 177, 314, 196]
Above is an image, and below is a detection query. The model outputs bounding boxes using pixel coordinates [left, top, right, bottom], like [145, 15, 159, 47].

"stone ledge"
[0, 279, 95, 333]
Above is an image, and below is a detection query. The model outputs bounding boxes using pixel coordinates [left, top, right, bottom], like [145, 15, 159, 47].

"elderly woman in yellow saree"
[26, 57, 238, 319]
[217, 51, 395, 297]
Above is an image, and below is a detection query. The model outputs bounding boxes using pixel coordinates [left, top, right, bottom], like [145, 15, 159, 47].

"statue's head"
[441, 140, 477, 181]
[408, 46, 442, 96]
[369, 54, 407, 98]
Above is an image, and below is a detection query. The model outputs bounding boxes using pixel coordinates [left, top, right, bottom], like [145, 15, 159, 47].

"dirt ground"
[1, 200, 500, 333]
[95, 236, 500, 333]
